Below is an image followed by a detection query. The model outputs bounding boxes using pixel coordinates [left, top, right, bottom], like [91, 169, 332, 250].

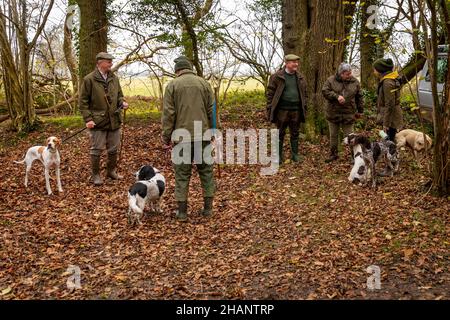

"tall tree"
[282, 0, 357, 135]
[129, 0, 216, 77]
[75, 0, 107, 80]
[0, 0, 54, 132]
[427, 0, 450, 196]
[64, 0, 79, 93]
[359, 0, 381, 93]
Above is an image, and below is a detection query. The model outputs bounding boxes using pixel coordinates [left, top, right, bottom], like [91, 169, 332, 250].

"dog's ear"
[354, 135, 371, 149]
[55, 137, 61, 145]
[138, 165, 156, 180]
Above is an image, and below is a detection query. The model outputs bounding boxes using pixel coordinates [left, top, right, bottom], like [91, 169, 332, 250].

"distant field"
[120, 76, 265, 97]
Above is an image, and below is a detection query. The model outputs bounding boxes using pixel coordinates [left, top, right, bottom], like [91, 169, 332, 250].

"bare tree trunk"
[282, 0, 356, 135]
[175, 0, 214, 78]
[360, 0, 381, 93]
[0, 0, 54, 132]
[64, 0, 79, 93]
[75, 0, 107, 80]
[430, 0, 450, 195]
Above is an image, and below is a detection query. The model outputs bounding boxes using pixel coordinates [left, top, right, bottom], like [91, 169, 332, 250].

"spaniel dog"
[344, 133, 399, 188]
[127, 165, 165, 226]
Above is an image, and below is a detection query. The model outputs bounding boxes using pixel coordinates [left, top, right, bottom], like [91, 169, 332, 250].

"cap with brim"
[285, 54, 300, 61]
[96, 52, 114, 61]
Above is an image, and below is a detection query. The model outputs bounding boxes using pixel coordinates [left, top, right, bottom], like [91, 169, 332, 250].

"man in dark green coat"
[79, 52, 128, 186]
[266, 54, 308, 163]
[161, 56, 215, 222]
[322, 62, 363, 163]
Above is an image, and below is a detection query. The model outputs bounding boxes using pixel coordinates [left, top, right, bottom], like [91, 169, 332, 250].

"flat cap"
[96, 52, 114, 61]
[285, 54, 300, 61]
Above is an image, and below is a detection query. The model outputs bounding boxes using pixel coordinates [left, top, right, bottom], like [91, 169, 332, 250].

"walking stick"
[213, 87, 221, 180]
[118, 107, 127, 168]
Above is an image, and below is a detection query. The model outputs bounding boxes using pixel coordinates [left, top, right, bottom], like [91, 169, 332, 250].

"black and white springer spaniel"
[344, 133, 400, 188]
[127, 165, 165, 226]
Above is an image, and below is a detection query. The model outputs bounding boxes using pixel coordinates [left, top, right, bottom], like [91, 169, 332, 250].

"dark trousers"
[276, 110, 300, 143]
[386, 127, 397, 142]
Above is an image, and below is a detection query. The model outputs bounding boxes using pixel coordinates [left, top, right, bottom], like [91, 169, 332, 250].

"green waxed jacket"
[322, 74, 363, 125]
[79, 69, 124, 131]
[162, 70, 215, 144]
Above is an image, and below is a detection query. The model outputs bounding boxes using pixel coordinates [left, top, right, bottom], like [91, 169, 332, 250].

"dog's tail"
[128, 194, 143, 215]
[13, 158, 26, 164]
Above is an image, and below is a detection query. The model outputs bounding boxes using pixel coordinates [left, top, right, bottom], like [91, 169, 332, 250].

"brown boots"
[325, 147, 339, 163]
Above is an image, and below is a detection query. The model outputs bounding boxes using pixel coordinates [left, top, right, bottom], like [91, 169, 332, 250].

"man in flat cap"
[79, 52, 128, 186]
[267, 54, 308, 163]
[162, 56, 216, 222]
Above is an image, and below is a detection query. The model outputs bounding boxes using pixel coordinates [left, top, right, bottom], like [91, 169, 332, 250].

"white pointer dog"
[127, 165, 165, 226]
[14, 136, 63, 195]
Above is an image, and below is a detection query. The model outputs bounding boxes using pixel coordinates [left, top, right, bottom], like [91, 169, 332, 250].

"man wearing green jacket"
[266, 54, 308, 163]
[79, 52, 128, 186]
[161, 56, 215, 222]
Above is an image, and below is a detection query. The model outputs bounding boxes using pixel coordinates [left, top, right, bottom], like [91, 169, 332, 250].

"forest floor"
[0, 101, 448, 300]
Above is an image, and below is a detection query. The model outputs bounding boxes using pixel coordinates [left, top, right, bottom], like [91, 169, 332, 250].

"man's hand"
[86, 120, 96, 129]
[338, 96, 346, 105]
[122, 101, 129, 110]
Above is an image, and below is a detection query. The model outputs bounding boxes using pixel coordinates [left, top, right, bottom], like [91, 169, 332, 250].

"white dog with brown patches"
[14, 136, 63, 195]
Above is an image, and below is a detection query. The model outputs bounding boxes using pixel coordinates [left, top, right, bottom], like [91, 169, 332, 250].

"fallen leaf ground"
[0, 106, 448, 300]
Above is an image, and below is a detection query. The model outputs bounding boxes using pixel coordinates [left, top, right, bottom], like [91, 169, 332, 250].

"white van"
[418, 45, 448, 120]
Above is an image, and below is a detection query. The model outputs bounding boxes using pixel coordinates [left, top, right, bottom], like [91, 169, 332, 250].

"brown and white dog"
[14, 136, 63, 195]
[395, 129, 432, 161]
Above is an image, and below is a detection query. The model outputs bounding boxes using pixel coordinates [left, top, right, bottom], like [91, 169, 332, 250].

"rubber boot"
[325, 147, 339, 163]
[199, 197, 213, 217]
[106, 153, 123, 180]
[290, 139, 300, 163]
[175, 201, 188, 222]
[276, 138, 284, 164]
[90, 154, 103, 186]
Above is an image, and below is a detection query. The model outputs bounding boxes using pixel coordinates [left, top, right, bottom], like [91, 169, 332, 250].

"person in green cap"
[372, 57, 403, 142]
[79, 52, 128, 186]
[161, 56, 216, 222]
[373, 57, 404, 176]
[267, 54, 308, 164]
[322, 62, 363, 163]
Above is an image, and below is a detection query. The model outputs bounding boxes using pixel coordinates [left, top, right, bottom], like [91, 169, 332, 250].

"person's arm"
[161, 83, 176, 145]
[79, 77, 95, 128]
[322, 78, 339, 101]
[266, 74, 276, 120]
[355, 82, 363, 114]
[302, 78, 308, 114]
